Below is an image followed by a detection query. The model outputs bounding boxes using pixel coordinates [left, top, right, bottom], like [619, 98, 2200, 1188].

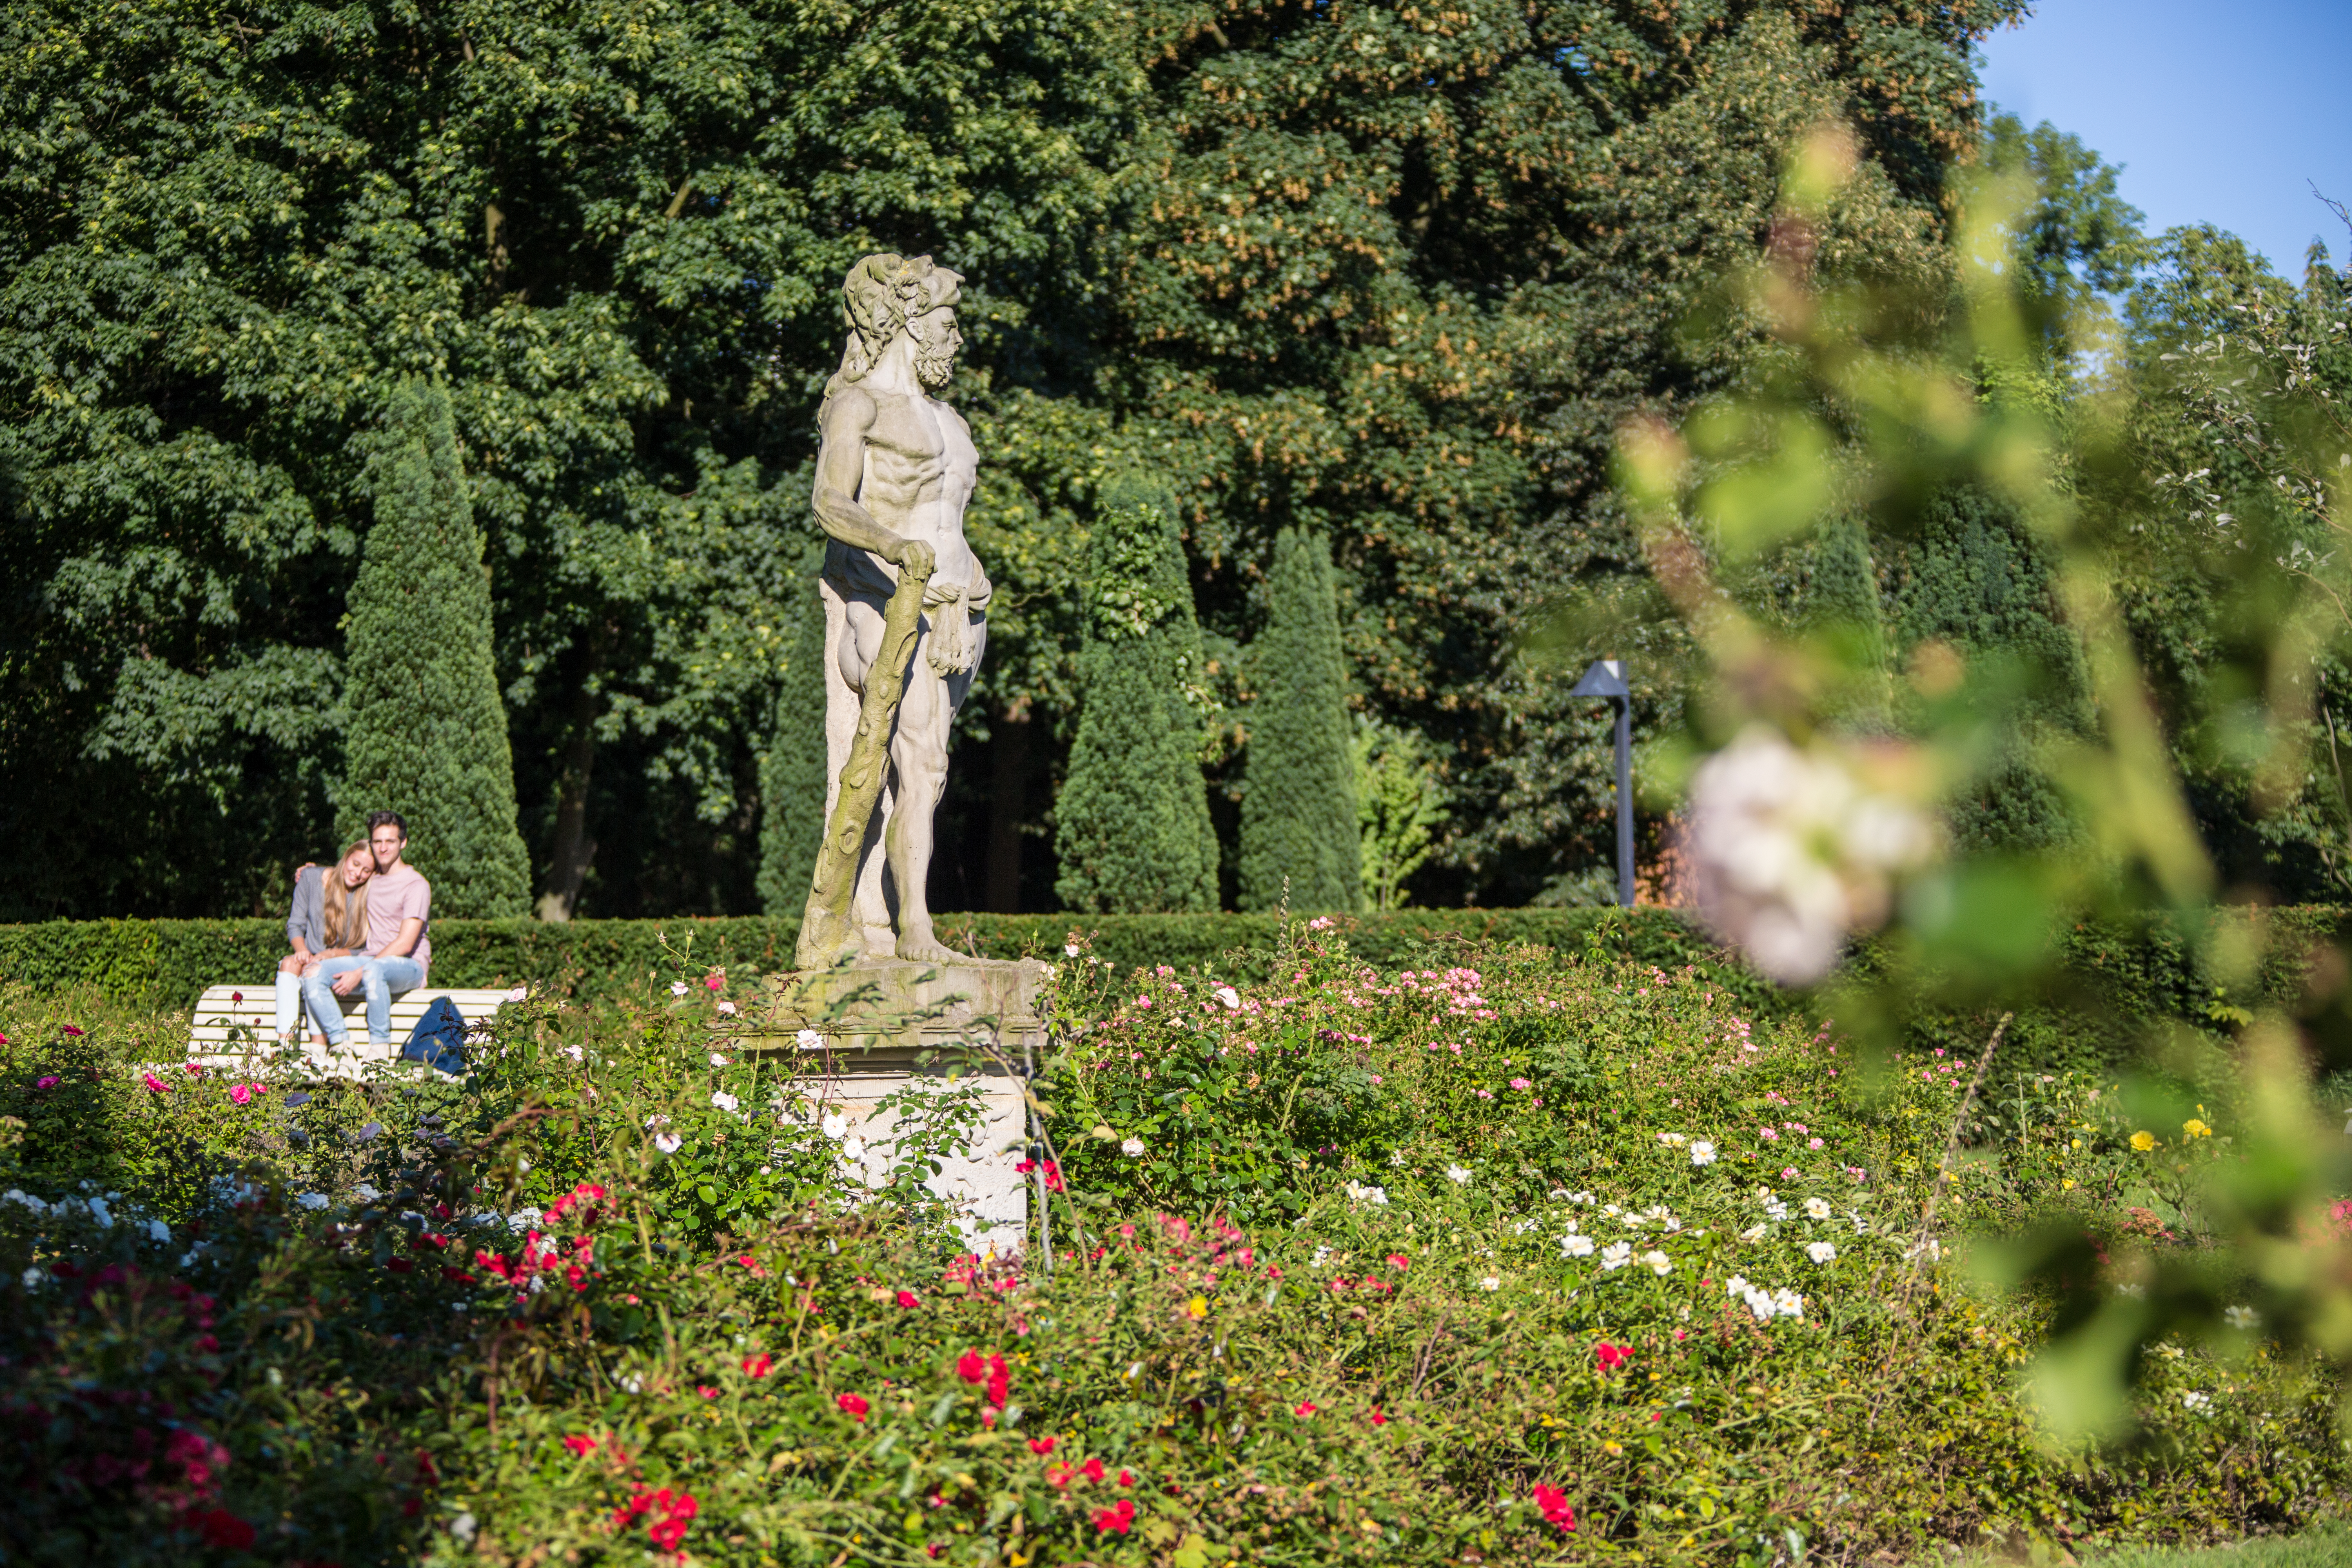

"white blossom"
[20, 1266, 44, 1290]
[1065, 943, 1082, 958]
[840, 1135, 867, 1163]
[1685, 726, 1937, 984]
[1120, 1137, 1146, 1158]
[2182, 1390, 2213, 1414]
[1560, 1234, 1596, 1258]
[1690, 1140, 1717, 1166]
[1599, 1242, 1633, 1271]
[294, 1193, 330, 1212]
[710, 1053, 731, 1067]
[653, 1132, 683, 1155]
[1739, 1224, 1770, 1243]
[1214, 985, 1241, 1010]
[1343, 1181, 1389, 1207]
[1445, 1164, 1473, 1185]
[1655, 1131, 1688, 1147]
[716, 1002, 737, 1017]
[1480, 1276, 1501, 1292]
[1642, 1249, 1673, 1276]
[670, 982, 691, 997]
[1803, 1197, 1832, 1220]
[1805, 1241, 1838, 1264]
[796, 1028, 824, 1049]
[147, 1219, 170, 1244]
[821, 1111, 851, 1141]
[2225, 1305, 2259, 1330]
[353, 1183, 381, 1202]
[710, 1091, 740, 1114]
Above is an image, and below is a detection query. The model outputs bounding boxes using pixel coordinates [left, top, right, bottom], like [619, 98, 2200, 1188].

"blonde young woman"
[275, 842, 374, 1047]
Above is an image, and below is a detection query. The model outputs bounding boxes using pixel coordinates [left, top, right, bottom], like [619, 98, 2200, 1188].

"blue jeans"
[302, 955, 425, 1046]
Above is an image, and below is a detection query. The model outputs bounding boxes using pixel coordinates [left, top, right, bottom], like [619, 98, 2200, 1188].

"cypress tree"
[1888, 485, 2092, 851]
[757, 546, 833, 915]
[1054, 472, 1219, 913]
[1238, 528, 1361, 913]
[340, 379, 530, 917]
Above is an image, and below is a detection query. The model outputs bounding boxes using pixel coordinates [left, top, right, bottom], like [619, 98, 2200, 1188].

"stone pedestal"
[743, 958, 1049, 1257]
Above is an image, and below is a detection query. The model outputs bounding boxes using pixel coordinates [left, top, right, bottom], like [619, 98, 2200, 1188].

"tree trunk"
[984, 708, 1031, 913]
[536, 652, 601, 922]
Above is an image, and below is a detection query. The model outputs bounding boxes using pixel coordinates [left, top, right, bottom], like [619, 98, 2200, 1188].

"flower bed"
[0, 927, 2342, 1565]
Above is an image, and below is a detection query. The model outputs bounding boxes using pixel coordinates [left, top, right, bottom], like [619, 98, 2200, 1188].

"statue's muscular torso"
[817, 383, 983, 602]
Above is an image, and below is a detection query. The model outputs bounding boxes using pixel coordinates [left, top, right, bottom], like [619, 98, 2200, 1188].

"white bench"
[187, 984, 519, 1075]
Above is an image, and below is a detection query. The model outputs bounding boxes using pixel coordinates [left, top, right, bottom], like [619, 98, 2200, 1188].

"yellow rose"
[2182, 1118, 2211, 1139]
[2130, 1130, 2157, 1152]
[1186, 1295, 1209, 1320]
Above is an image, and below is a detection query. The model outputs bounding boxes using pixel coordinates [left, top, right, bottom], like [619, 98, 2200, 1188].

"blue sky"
[1977, 0, 2352, 279]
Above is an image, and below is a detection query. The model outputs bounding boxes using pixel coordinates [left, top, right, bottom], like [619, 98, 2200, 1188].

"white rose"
[1560, 1234, 1596, 1258]
[1684, 726, 1937, 985]
[1479, 1276, 1501, 1291]
[710, 1091, 740, 1114]
[670, 982, 690, 997]
[1599, 1242, 1633, 1270]
[1120, 1137, 1146, 1158]
[796, 1028, 824, 1049]
[653, 1132, 683, 1154]
[1805, 1241, 1837, 1264]
[841, 1135, 867, 1163]
[1690, 1140, 1717, 1166]
[821, 1111, 850, 1141]
[1803, 1197, 1832, 1220]
[1214, 986, 1241, 1010]
[1642, 1250, 1672, 1276]
[1445, 1164, 1472, 1185]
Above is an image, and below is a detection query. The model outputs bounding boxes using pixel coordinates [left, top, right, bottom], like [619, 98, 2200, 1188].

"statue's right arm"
[813, 389, 936, 577]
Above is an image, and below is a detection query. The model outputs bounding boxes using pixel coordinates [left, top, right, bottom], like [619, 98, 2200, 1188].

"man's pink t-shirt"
[365, 864, 432, 978]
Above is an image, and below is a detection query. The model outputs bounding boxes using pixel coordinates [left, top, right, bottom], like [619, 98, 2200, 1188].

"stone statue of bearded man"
[807, 252, 990, 964]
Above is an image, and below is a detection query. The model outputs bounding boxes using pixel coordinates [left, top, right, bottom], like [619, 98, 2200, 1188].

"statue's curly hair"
[828, 253, 963, 394]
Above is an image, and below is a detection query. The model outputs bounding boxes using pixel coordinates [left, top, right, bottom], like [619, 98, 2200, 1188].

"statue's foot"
[896, 929, 964, 964]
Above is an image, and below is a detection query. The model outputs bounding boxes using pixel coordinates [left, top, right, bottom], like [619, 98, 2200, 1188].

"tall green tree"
[1115, 0, 2025, 903]
[0, 0, 1134, 917]
[1239, 528, 1360, 913]
[1054, 474, 1221, 913]
[340, 380, 530, 918]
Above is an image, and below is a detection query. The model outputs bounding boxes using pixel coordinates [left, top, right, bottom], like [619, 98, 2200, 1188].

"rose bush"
[0, 924, 2342, 1565]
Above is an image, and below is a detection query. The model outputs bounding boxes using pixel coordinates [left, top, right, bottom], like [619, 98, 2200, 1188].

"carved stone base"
[742, 958, 1049, 1257]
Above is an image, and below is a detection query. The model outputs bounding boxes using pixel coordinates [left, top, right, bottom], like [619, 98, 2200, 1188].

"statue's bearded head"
[835, 252, 965, 393]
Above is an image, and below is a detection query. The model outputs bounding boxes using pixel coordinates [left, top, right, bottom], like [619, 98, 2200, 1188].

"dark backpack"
[402, 996, 468, 1075]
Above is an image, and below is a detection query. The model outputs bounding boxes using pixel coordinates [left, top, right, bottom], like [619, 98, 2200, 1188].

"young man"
[300, 811, 433, 1051]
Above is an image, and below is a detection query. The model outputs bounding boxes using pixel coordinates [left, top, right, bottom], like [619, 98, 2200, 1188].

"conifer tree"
[340, 380, 530, 918]
[757, 550, 833, 915]
[1239, 529, 1361, 913]
[1054, 472, 1219, 913]
[1889, 485, 2091, 851]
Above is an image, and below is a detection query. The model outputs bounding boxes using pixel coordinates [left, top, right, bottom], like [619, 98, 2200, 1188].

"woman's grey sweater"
[285, 864, 327, 952]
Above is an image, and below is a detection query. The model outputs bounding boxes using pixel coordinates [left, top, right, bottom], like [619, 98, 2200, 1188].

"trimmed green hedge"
[2, 906, 2336, 1062]
[0, 908, 1746, 1012]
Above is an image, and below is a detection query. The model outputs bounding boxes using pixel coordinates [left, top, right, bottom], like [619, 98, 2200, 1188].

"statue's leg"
[886, 615, 986, 963]
[825, 584, 896, 960]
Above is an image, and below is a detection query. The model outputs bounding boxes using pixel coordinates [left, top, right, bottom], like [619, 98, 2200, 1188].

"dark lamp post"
[1569, 658, 1633, 907]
